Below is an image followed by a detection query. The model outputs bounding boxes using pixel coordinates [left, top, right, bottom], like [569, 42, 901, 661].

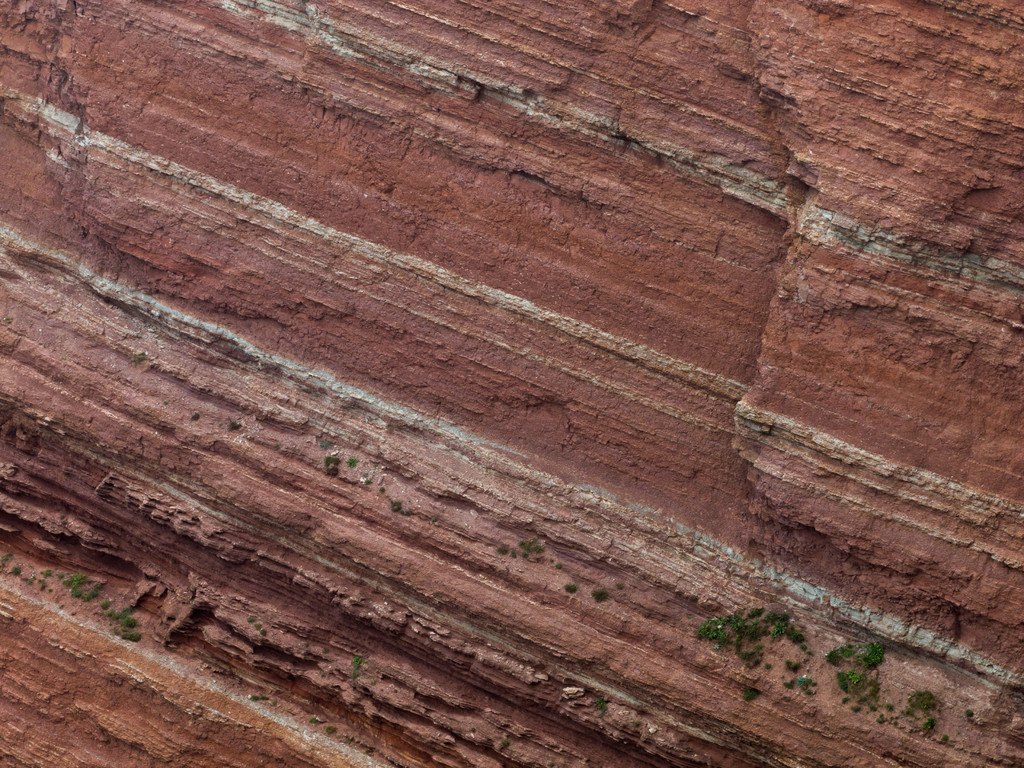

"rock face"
[1, 1, 1022, 766]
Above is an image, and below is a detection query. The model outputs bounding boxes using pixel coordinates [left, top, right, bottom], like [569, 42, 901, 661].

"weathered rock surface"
[0, 1, 1022, 766]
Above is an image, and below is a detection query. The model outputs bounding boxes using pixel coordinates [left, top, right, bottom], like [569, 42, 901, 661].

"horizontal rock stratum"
[1, 1, 1023, 766]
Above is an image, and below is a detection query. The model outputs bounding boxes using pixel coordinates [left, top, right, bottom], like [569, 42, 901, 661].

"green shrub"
[595, 697, 607, 716]
[352, 655, 365, 679]
[228, 420, 242, 431]
[923, 717, 936, 731]
[564, 583, 578, 594]
[591, 588, 610, 602]
[742, 687, 759, 701]
[347, 457, 359, 468]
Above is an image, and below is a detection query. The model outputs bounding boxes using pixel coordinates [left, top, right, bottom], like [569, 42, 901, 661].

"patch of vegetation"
[130, 351, 148, 365]
[11, 565, 20, 576]
[923, 717, 936, 731]
[325, 725, 337, 735]
[965, 709, 974, 718]
[319, 439, 332, 450]
[742, 687, 760, 701]
[1, 554, 12, 563]
[497, 545, 510, 555]
[352, 655, 365, 679]
[250, 694, 270, 701]
[796, 676, 816, 695]
[324, 456, 340, 476]
[696, 607, 806, 667]
[518, 538, 544, 559]
[785, 660, 801, 672]
[107, 606, 140, 640]
[591, 588, 610, 603]
[595, 697, 607, 716]
[905, 690, 938, 715]
[829, 641, 884, 708]
[347, 457, 359, 468]
[499, 738, 510, 751]
[228, 420, 242, 431]
[62, 572, 102, 601]
[190, 413, 201, 421]
[564, 583, 578, 594]
[941, 734, 948, 742]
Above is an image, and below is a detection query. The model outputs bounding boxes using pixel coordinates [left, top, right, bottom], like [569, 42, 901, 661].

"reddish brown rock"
[1, 1, 1023, 767]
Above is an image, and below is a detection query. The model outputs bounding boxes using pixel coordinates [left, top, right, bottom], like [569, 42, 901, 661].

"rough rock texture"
[1, 1, 1022, 766]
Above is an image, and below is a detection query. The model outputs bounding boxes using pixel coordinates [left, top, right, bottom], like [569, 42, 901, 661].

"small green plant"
[190, 412, 200, 421]
[923, 717, 936, 731]
[499, 738, 510, 751]
[250, 694, 270, 701]
[247, 616, 256, 623]
[310, 717, 320, 724]
[783, 679, 795, 689]
[228, 420, 242, 431]
[1, 554, 12, 563]
[497, 545, 509, 555]
[347, 457, 359, 468]
[851, 705, 862, 713]
[11, 565, 20, 576]
[742, 687, 759, 701]
[965, 709, 974, 718]
[595, 697, 607, 716]
[319, 439, 332, 450]
[941, 734, 948, 742]
[324, 456, 340, 476]
[564, 583, 578, 594]
[591, 588, 610, 602]
[325, 725, 337, 735]
[877, 714, 886, 723]
[122, 631, 141, 642]
[390, 500, 404, 514]
[764, 663, 772, 670]
[42, 569, 51, 578]
[130, 351, 148, 365]
[352, 655, 365, 679]
[785, 660, 800, 672]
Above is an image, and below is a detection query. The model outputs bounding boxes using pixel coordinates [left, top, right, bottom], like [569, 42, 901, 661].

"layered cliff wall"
[1, 1, 1022, 766]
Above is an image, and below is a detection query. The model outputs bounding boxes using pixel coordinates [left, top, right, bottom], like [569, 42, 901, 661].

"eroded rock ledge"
[1, 1, 1022, 766]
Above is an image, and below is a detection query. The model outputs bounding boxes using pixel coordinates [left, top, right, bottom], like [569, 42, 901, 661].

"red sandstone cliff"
[1, 1, 1023, 766]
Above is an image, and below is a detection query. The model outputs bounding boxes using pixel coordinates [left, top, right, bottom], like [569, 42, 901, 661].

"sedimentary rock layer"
[1, 1, 1022, 766]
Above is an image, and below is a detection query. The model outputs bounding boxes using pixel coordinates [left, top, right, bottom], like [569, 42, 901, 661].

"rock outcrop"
[1, 1, 1022, 766]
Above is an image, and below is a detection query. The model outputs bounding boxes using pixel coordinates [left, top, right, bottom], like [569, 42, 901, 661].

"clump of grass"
[497, 545, 510, 555]
[352, 655, 365, 679]
[347, 457, 359, 468]
[564, 583, 578, 594]
[594, 696, 607, 716]
[591, 588, 610, 602]
[498, 738, 510, 751]
[11, 565, 21, 576]
[228, 420, 242, 431]
[965, 709, 974, 718]
[250, 694, 270, 701]
[325, 725, 337, 735]
[130, 351, 148, 365]
[923, 717, 936, 731]
[742, 687, 759, 701]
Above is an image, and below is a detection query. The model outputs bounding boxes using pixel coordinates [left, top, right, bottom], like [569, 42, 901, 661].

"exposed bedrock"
[0, 1, 1022, 766]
